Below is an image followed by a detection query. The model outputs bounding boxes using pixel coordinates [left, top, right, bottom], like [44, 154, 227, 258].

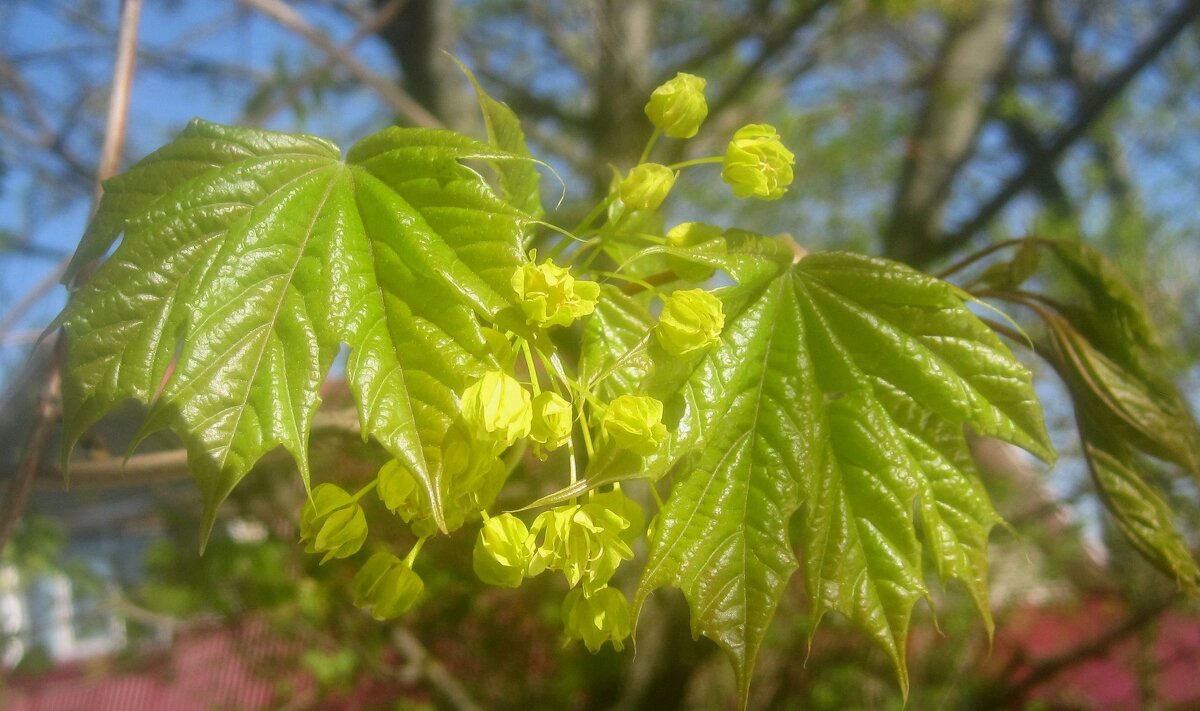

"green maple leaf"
[632, 250, 1052, 704]
[59, 119, 532, 543]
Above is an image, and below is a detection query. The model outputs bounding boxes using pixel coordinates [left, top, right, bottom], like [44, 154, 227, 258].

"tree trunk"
[884, 0, 1015, 265]
[588, 0, 655, 194]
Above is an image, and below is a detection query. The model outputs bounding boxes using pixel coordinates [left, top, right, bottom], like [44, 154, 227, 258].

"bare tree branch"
[25, 407, 362, 490]
[0, 265, 66, 343]
[240, 0, 409, 126]
[924, 0, 1200, 265]
[706, 0, 834, 119]
[659, 0, 774, 83]
[392, 628, 484, 711]
[238, 0, 441, 128]
[964, 596, 1176, 710]
[0, 0, 143, 553]
[883, 0, 1017, 264]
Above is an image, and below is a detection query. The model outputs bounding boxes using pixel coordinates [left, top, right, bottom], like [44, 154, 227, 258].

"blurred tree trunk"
[588, 0, 655, 194]
[884, 0, 1015, 265]
[373, 0, 479, 133]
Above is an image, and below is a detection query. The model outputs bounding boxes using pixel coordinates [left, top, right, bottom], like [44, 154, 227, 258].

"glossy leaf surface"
[60, 120, 529, 541]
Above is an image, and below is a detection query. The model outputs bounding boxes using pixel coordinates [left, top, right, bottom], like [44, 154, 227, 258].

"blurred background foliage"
[3, 0, 1200, 709]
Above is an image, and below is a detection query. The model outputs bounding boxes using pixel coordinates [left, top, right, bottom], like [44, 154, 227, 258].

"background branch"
[926, 0, 1200, 264]
[0, 0, 142, 553]
[238, 0, 441, 128]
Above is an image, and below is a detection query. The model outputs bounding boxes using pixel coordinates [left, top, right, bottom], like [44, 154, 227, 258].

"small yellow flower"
[473, 513, 536, 588]
[618, 163, 676, 211]
[532, 502, 634, 595]
[562, 586, 632, 653]
[655, 288, 725, 356]
[353, 552, 424, 620]
[721, 124, 795, 200]
[590, 489, 646, 546]
[300, 483, 367, 563]
[460, 370, 532, 447]
[602, 394, 668, 456]
[378, 459, 424, 515]
[644, 72, 708, 139]
[512, 260, 600, 327]
[530, 391, 573, 452]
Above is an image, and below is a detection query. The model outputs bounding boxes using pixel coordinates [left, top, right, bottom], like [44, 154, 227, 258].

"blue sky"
[0, 0, 398, 375]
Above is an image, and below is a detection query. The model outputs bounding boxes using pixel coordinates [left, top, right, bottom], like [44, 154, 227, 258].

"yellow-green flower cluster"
[471, 489, 644, 652]
[562, 587, 632, 653]
[602, 394, 668, 456]
[473, 513, 536, 588]
[644, 72, 708, 139]
[512, 260, 599, 328]
[530, 391, 573, 453]
[353, 552, 423, 620]
[619, 163, 676, 211]
[299, 484, 367, 563]
[656, 288, 725, 356]
[722, 124, 795, 200]
[461, 370, 532, 446]
[532, 501, 635, 595]
[378, 421, 509, 537]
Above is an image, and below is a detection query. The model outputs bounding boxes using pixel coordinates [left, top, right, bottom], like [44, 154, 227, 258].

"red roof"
[4, 618, 418, 711]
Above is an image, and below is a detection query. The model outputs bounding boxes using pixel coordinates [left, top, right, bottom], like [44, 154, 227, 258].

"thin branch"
[240, 0, 409, 126]
[473, 67, 590, 130]
[0, 266, 65, 343]
[929, 0, 1200, 263]
[706, 0, 834, 119]
[28, 407, 362, 490]
[0, 0, 143, 553]
[238, 0, 441, 128]
[971, 596, 1176, 709]
[660, 0, 774, 83]
[391, 628, 483, 711]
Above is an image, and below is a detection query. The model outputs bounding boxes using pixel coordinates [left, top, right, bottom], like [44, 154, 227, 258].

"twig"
[0, 263, 67, 343]
[0, 0, 143, 553]
[92, 0, 141, 209]
[391, 628, 483, 711]
[27, 406, 362, 490]
[240, 0, 409, 126]
[930, 0, 1200, 262]
[970, 597, 1175, 709]
[706, 0, 833, 119]
[238, 0, 441, 128]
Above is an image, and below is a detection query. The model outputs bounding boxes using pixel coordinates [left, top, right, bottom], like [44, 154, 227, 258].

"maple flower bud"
[512, 260, 600, 328]
[602, 394, 668, 456]
[473, 513, 536, 588]
[353, 552, 424, 620]
[655, 288, 725, 356]
[562, 586, 632, 653]
[591, 489, 646, 545]
[721, 124, 795, 200]
[530, 391, 573, 451]
[460, 370, 532, 447]
[300, 483, 367, 563]
[618, 163, 676, 211]
[644, 72, 708, 139]
[533, 503, 634, 595]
